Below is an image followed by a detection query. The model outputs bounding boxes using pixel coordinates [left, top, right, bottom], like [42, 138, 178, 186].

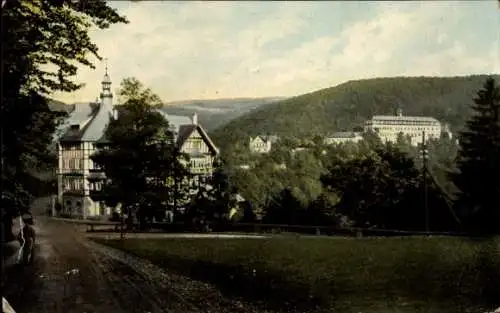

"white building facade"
[56, 69, 218, 219]
[364, 109, 442, 146]
[324, 132, 364, 145]
[249, 135, 279, 153]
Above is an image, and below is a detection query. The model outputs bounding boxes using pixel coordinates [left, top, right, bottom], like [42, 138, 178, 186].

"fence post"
[356, 229, 363, 238]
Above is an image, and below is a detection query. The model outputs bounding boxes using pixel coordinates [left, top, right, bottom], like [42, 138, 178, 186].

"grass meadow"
[94, 235, 500, 313]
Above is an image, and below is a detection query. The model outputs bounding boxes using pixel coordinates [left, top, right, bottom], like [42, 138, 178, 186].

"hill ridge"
[210, 74, 500, 150]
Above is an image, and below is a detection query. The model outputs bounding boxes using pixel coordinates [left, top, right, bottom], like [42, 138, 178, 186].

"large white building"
[56, 68, 218, 219]
[364, 109, 443, 146]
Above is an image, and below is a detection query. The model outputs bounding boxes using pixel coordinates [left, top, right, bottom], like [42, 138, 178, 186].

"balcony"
[87, 172, 106, 181]
[62, 190, 85, 197]
[60, 169, 84, 176]
[89, 189, 105, 200]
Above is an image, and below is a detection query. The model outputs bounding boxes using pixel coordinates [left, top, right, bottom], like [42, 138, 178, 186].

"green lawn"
[94, 236, 500, 313]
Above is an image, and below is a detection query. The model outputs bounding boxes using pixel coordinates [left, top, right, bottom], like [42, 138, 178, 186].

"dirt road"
[2, 217, 270, 313]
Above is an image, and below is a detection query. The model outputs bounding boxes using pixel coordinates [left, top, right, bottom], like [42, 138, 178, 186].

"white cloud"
[51, 1, 499, 104]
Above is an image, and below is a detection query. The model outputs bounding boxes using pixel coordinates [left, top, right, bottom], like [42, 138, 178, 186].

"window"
[90, 181, 102, 191]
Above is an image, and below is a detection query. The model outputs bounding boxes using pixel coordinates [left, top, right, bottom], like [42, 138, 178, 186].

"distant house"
[274, 163, 287, 170]
[324, 132, 364, 145]
[290, 147, 309, 155]
[56, 67, 218, 219]
[249, 135, 279, 153]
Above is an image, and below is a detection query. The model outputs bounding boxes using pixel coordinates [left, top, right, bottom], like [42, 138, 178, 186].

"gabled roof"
[58, 102, 100, 143]
[176, 124, 218, 155]
[251, 135, 279, 143]
[260, 135, 279, 143]
[177, 124, 197, 147]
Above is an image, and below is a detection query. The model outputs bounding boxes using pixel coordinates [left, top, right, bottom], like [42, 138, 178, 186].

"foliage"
[98, 236, 500, 313]
[92, 79, 190, 228]
[320, 144, 457, 231]
[186, 159, 235, 229]
[2, 0, 127, 95]
[211, 75, 499, 151]
[262, 188, 304, 225]
[1, 0, 127, 233]
[450, 77, 500, 235]
[117, 77, 163, 108]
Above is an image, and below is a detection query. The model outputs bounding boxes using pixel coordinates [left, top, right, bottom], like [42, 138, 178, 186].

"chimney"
[192, 112, 198, 125]
[396, 108, 403, 117]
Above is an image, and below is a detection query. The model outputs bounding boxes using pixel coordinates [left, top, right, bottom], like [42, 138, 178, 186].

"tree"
[186, 158, 235, 230]
[1, 0, 127, 239]
[262, 188, 304, 225]
[321, 146, 421, 229]
[92, 79, 189, 229]
[117, 77, 163, 108]
[450, 77, 500, 235]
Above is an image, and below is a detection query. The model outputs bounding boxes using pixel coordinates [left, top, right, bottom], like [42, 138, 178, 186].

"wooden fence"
[67, 218, 469, 237]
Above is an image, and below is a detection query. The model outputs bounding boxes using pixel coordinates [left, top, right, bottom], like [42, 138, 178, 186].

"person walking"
[17, 213, 36, 265]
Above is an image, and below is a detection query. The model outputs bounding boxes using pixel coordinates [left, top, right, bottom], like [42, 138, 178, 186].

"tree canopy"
[450, 77, 500, 235]
[117, 77, 163, 108]
[92, 78, 190, 228]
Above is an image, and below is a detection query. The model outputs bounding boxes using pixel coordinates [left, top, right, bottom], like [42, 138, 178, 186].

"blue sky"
[53, 1, 500, 104]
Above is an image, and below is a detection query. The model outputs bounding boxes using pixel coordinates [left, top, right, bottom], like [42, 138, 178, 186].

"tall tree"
[92, 79, 189, 229]
[1, 0, 127, 238]
[117, 77, 163, 108]
[450, 78, 500, 235]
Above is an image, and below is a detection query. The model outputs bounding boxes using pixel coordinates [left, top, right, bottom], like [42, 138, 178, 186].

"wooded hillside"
[211, 75, 499, 150]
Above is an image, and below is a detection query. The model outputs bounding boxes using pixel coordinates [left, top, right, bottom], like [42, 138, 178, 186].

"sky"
[52, 0, 500, 104]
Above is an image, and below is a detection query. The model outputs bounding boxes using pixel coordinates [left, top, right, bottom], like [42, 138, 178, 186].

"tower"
[100, 58, 113, 110]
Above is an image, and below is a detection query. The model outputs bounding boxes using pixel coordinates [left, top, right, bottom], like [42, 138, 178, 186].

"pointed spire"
[100, 58, 112, 100]
[104, 57, 109, 75]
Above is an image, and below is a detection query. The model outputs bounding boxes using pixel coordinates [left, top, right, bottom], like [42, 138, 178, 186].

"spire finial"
[104, 57, 109, 75]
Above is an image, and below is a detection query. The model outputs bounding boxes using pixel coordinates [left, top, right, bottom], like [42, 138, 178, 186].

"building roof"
[57, 69, 217, 154]
[256, 135, 279, 143]
[176, 124, 197, 147]
[370, 115, 439, 123]
[57, 102, 218, 153]
[176, 123, 219, 154]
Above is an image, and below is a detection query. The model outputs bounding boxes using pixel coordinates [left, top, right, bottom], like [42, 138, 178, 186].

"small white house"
[249, 135, 279, 153]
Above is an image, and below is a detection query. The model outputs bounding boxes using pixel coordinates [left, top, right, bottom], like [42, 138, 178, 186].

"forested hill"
[210, 75, 499, 150]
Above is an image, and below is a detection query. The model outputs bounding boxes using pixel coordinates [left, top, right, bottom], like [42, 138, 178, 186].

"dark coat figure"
[17, 214, 36, 265]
